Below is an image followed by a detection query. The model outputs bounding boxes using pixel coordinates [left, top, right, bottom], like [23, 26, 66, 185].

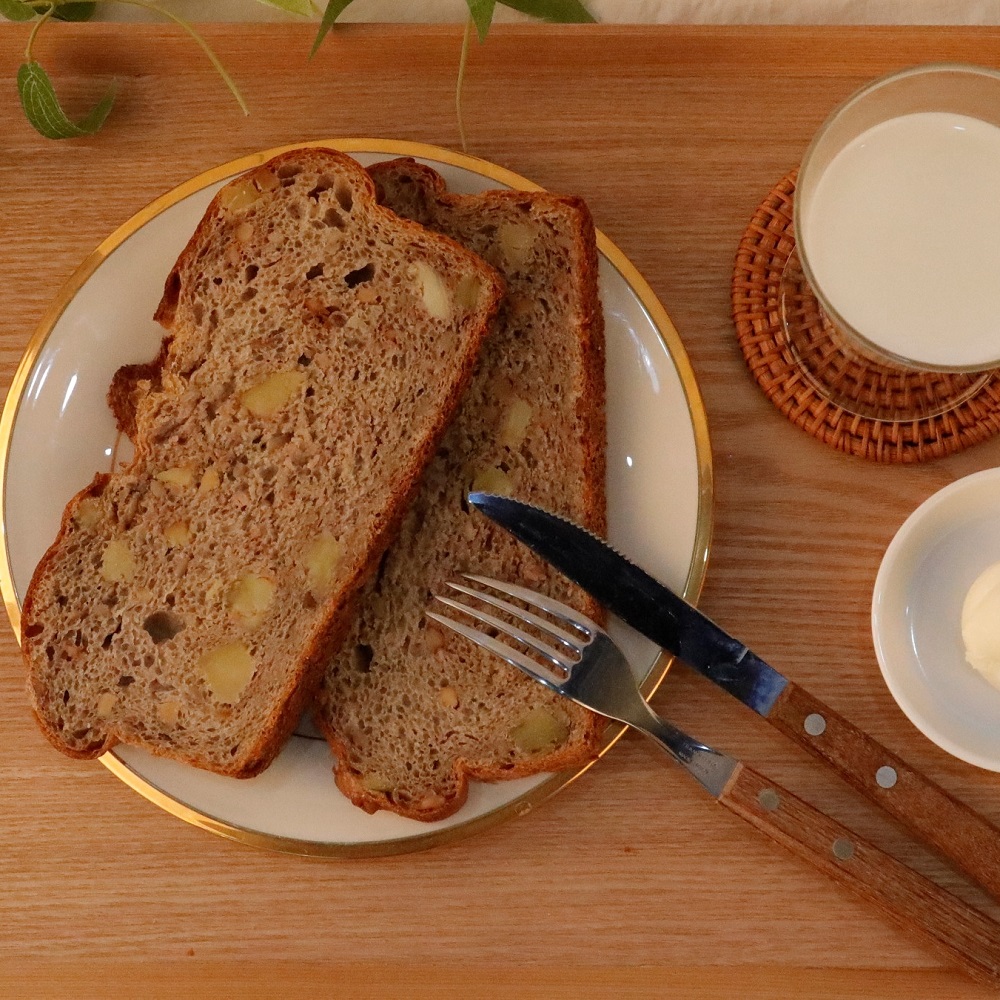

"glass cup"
[780, 63, 1000, 421]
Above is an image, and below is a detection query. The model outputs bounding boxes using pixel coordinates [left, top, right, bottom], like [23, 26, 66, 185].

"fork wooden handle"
[720, 762, 1000, 988]
[766, 681, 1000, 902]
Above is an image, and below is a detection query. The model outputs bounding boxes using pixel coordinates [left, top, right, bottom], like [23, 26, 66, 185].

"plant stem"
[116, 0, 249, 115]
[28, 0, 251, 116]
[25, 4, 54, 61]
[455, 15, 472, 153]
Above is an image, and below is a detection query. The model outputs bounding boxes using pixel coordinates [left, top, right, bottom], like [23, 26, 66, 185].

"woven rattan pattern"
[731, 171, 1000, 463]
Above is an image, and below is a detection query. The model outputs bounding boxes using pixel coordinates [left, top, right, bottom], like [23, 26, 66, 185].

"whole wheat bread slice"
[21, 148, 503, 777]
[315, 159, 607, 820]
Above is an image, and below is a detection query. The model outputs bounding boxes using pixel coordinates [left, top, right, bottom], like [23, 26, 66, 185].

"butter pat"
[961, 561, 1000, 687]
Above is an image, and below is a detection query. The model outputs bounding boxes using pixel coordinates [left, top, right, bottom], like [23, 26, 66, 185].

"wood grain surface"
[4, 22, 1000, 999]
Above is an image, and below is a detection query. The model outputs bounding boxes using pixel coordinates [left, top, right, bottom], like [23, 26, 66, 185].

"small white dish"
[873, 467, 1000, 770]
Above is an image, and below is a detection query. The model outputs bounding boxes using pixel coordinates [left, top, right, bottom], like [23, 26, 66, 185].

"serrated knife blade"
[468, 491, 787, 714]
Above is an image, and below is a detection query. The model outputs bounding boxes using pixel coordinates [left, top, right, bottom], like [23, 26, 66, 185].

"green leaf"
[0, 0, 36, 22]
[255, 0, 314, 15]
[51, 3, 97, 20]
[17, 61, 115, 139]
[499, 0, 595, 23]
[465, 0, 497, 43]
[51, 3, 97, 21]
[311, 0, 356, 57]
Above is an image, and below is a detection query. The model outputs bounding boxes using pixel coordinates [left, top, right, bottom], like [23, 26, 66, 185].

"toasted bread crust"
[107, 341, 169, 442]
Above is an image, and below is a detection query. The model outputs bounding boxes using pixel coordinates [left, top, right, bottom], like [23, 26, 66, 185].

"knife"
[469, 491, 1000, 903]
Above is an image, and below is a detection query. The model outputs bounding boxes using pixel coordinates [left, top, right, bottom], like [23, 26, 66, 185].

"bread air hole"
[307, 177, 333, 200]
[305, 263, 324, 280]
[323, 207, 346, 229]
[352, 644, 374, 673]
[334, 181, 353, 213]
[344, 263, 375, 288]
[142, 611, 185, 645]
[101, 622, 123, 650]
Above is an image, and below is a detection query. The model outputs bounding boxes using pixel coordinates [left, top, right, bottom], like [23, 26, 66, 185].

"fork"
[429, 574, 1000, 989]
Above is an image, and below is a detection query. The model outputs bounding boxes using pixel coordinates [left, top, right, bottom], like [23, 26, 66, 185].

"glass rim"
[793, 62, 1000, 373]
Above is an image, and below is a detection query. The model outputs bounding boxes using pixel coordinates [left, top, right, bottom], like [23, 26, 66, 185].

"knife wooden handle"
[767, 680, 1000, 902]
[720, 762, 1000, 988]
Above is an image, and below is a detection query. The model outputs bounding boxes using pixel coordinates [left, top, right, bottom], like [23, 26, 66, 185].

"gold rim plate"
[0, 139, 713, 857]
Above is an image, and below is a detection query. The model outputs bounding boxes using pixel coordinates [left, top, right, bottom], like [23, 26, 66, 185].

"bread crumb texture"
[318, 159, 608, 821]
[21, 149, 502, 777]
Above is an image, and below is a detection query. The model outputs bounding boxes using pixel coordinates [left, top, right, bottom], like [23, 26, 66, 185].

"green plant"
[3, 0, 593, 140]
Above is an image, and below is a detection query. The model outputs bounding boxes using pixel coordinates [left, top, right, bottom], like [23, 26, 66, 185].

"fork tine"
[463, 574, 601, 635]
[445, 580, 584, 654]
[433, 594, 576, 675]
[426, 610, 564, 690]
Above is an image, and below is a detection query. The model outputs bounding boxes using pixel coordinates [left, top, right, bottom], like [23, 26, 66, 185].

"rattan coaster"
[731, 171, 1000, 463]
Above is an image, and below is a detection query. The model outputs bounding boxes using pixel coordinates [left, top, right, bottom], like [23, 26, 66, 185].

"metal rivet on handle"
[876, 766, 898, 789]
[804, 713, 827, 736]
[758, 789, 780, 812]
[832, 838, 855, 861]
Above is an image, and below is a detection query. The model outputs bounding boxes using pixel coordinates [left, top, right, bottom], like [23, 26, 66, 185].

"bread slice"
[21, 148, 504, 777]
[315, 159, 607, 821]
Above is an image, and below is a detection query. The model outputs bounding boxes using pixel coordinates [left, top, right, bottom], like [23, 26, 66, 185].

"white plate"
[872, 468, 1000, 771]
[0, 140, 712, 856]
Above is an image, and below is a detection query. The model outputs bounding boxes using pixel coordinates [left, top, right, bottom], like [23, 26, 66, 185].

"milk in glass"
[801, 111, 1000, 369]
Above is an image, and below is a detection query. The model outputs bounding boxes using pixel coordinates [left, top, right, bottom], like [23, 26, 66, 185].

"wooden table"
[4, 22, 1000, 999]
